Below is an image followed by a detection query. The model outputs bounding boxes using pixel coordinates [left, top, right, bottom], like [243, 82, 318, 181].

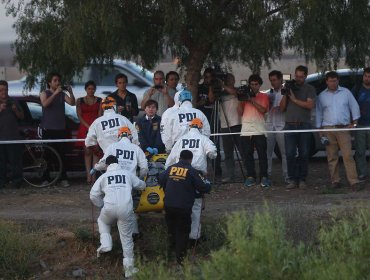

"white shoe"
[125, 267, 139, 278]
[59, 180, 70, 187]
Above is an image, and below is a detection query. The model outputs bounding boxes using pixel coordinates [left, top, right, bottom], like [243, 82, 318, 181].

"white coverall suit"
[85, 109, 139, 153]
[165, 127, 217, 239]
[161, 101, 210, 152]
[94, 137, 148, 177]
[94, 137, 149, 234]
[160, 91, 180, 139]
[90, 163, 145, 276]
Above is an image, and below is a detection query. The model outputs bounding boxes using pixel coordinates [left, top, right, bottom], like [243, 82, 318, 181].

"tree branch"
[265, 4, 290, 17]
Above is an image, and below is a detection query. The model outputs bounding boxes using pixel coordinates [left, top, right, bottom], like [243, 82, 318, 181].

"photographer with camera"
[141, 70, 175, 116]
[109, 73, 139, 123]
[279, 65, 316, 189]
[238, 74, 271, 188]
[266, 70, 288, 184]
[209, 73, 242, 183]
[40, 72, 75, 187]
[0, 80, 24, 189]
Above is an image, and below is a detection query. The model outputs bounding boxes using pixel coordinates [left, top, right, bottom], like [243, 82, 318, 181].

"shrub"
[136, 208, 370, 280]
[200, 211, 304, 280]
[0, 220, 43, 279]
[301, 210, 370, 280]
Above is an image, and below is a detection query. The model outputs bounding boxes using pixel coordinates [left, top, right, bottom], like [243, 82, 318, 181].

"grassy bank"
[0, 207, 369, 279]
[135, 208, 369, 280]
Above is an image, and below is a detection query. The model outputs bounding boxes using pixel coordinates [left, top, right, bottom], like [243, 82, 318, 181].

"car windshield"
[27, 102, 43, 120]
[124, 61, 154, 81]
[65, 104, 80, 123]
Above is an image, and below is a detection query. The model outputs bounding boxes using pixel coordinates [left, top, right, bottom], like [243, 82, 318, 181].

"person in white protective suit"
[90, 155, 145, 278]
[161, 89, 211, 153]
[93, 126, 148, 236]
[165, 118, 217, 243]
[85, 97, 139, 153]
[160, 90, 180, 144]
[94, 126, 148, 177]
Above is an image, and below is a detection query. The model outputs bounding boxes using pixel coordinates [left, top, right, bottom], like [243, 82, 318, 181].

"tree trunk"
[184, 42, 212, 106]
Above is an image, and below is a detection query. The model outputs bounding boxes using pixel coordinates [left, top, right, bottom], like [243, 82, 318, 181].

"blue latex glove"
[146, 147, 154, 154]
[152, 148, 158, 155]
[90, 168, 97, 175]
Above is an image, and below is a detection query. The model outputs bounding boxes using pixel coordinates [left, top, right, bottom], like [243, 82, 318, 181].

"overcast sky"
[0, 2, 17, 43]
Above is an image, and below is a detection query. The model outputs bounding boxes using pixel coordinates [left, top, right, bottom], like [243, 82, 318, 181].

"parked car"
[14, 95, 85, 171]
[8, 60, 154, 108]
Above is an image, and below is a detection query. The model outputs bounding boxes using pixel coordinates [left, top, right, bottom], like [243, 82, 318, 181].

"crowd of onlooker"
[0, 66, 370, 190]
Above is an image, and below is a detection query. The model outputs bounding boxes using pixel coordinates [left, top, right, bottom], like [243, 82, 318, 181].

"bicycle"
[22, 143, 63, 187]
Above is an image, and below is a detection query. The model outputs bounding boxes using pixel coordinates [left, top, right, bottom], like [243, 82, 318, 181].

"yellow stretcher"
[133, 153, 167, 213]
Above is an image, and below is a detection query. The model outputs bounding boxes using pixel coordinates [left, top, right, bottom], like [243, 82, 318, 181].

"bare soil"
[1, 158, 369, 224]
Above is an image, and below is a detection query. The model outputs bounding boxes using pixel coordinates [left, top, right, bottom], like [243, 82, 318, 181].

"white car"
[8, 60, 154, 108]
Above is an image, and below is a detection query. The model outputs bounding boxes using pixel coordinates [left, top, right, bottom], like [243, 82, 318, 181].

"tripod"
[210, 96, 246, 183]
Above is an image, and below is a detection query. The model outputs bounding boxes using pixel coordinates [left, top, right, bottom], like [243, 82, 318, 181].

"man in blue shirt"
[316, 71, 362, 190]
[353, 67, 370, 180]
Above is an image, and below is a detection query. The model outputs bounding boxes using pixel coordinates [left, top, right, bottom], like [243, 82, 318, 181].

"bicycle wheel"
[22, 144, 63, 188]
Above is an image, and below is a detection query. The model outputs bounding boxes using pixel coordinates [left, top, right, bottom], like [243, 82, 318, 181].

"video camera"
[281, 79, 299, 95]
[236, 80, 256, 101]
[210, 67, 228, 99]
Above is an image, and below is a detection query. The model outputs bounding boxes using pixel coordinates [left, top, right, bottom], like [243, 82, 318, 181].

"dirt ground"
[1, 157, 369, 225]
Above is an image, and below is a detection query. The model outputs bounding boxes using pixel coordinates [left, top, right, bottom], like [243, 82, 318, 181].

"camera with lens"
[209, 65, 229, 99]
[237, 84, 255, 101]
[281, 80, 299, 95]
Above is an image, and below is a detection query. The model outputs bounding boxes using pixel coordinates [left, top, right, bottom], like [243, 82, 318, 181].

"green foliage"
[0, 220, 44, 279]
[3, 0, 369, 93]
[136, 209, 370, 280]
[200, 211, 304, 280]
[301, 210, 370, 280]
[285, 0, 370, 70]
[136, 220, 170, 261]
